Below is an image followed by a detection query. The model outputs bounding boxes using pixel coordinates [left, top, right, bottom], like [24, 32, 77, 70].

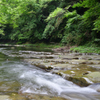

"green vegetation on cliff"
[0, 0, 100, 48]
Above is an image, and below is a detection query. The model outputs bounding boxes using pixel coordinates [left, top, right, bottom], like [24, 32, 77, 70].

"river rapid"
[0, 46, 100, 100]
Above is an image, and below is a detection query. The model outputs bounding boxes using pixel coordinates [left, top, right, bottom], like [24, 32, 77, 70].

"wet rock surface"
[22, 52, 100, 86]
[22, 93, 67, 100]
[0, 94, 28, 100]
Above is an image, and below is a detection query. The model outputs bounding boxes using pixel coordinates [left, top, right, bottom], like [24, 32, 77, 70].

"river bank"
[0, 43, 100, 54]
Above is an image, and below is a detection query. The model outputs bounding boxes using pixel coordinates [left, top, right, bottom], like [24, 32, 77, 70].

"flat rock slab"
[85, 72, 100, 83]
[0, 95, 10, 100]
[69, 72, 100, 86]
[24, 53, 100, 87]
[52, 64, 76, 69]
[68, 60, 87, 64]
[88, 65, 100, 70]
[0, 94, 28, 100]
[68, 60, 100, 64]
[78, 55, 100, 60]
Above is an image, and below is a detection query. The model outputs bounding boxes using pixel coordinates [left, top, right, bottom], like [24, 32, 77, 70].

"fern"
[46, 7, 65, 21]
[43, 6, 70, 39]
[43, 24, 55, 38]
[93, 16, 100, 31]
[0, 29, 4, 35]
[64, 10, 77, 19]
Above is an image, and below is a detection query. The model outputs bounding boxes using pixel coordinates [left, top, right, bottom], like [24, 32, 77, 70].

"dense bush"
[0, 0, 100, 46]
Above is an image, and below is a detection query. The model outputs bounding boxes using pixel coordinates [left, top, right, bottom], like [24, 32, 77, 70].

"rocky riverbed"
[1, 46, 100, 87]
[0, 46, 100, 100]
[22, 51, 100, 87]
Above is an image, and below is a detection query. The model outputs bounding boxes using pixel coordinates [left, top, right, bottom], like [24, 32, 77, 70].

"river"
[0, 46, 100, 100]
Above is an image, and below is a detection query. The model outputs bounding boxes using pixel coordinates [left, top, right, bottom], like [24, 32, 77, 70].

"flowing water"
[0, 46, 100, 100]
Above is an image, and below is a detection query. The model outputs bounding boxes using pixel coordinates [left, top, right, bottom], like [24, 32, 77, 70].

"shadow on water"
[0, 46, 53, 52]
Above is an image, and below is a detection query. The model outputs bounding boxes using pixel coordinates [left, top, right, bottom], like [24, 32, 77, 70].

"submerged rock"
[0, 81, 21, 93]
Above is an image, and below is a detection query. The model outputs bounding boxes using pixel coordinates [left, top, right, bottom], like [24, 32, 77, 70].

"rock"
[68, 60, 87, 64]
[97, 89, 100, 92]
[7, 93, 28, 100]
[62, 55, 79, 60]
[22, 93, 67, 100]
[34, 63, 47, 69]
[87, 60, 100, 64]
[88, 65, 100, 70]
[0, 81, 21, 92]
[68, 77, 90, 86]
[52, 46, 70, 53]
[84, 72, 100, 83]
[0, 95, 10, 100]
[23, 51, 100, 87]
[52, 64, 76, 70]
[68, 72, 100, 86]
[83, 71, 91, 75]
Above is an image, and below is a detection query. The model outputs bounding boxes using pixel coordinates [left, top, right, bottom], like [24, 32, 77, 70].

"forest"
[0, 0, 100, 47]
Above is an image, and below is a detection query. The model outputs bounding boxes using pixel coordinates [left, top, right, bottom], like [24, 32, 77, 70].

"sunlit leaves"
[46, 7, 64, 21]
[93, 17, 100, 31]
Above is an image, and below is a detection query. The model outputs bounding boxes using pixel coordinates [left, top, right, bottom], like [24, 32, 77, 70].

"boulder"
[85, 72, 100, 83]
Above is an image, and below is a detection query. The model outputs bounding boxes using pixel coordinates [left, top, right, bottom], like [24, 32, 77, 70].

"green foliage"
[0, 24, 5, 35]
[42, 6, 71, 41]
[61, 10, 86, 45]
[73, 0, 100, 32]
[43, 18, 56, 38]
[0, 29, 4, 35]
[70, 0, 100, 46]
[0, 0, 49, 42]
[70, 46, 100, 54]
[46, 7, 65, 21]
[0, 0, 100, 47]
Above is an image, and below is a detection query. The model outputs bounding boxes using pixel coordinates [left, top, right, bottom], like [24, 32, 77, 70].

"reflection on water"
[0, 47, 100, 100]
